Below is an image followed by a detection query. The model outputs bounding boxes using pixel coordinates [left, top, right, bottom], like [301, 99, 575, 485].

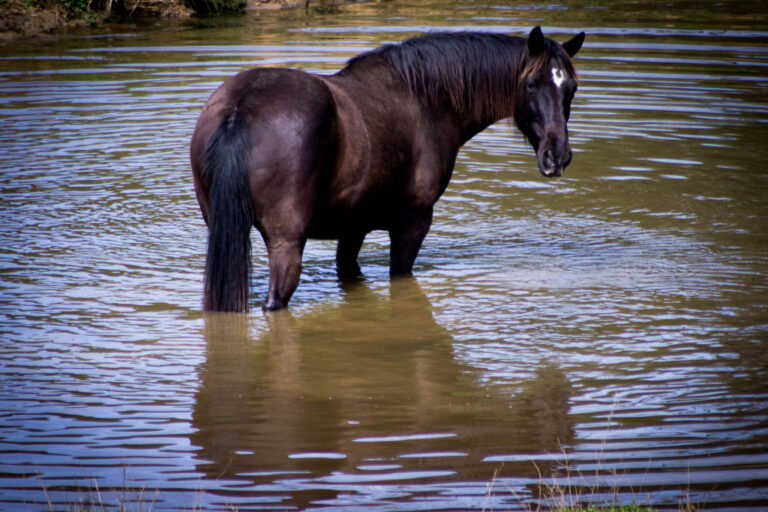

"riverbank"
[0, 0, 366, 40]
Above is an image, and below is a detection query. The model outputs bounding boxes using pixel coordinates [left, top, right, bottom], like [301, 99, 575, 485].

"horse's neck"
[421, 64, 519, 144]
[440, 88, 513, 146]
[333, 53, 515, 147]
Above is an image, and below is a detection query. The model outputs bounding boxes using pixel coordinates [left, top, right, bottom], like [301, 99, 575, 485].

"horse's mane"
[340, 32, 576, 121]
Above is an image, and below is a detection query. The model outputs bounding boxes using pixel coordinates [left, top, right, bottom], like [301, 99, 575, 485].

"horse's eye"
[526, 78, 537, 92]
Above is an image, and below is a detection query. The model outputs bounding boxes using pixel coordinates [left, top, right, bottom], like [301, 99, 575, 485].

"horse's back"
[191, 68, 339, 227]
[191, 67, 336, 174]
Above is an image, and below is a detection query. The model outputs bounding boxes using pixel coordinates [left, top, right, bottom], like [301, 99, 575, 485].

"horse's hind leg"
[336, 232, 366, 279]
[264, 238, 306, 311]
[389, 208, 433, 276]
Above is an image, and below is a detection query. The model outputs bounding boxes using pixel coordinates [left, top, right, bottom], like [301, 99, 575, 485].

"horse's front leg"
[389, 207, 433, 276]
[264, 237, 306, 311]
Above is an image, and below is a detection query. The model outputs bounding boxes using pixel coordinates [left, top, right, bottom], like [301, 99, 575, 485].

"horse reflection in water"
[192, 278, 573, 509]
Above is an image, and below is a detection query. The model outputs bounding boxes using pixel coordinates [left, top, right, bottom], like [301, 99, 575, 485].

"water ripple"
[1, 4, 767, 511]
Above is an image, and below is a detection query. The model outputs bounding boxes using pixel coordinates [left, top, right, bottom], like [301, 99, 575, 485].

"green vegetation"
[62, 0, 87, 13]
[62, 506, 684, 512]
[0, 0, 244, 39]
[556, 507, 697, 512]
[0, 0, 346, 38]
[560, 507, 653, 512]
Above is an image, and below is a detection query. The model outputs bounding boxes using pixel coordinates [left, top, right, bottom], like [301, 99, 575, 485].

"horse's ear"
[527, 26, 545, 57]
[562, 32, 585, 57]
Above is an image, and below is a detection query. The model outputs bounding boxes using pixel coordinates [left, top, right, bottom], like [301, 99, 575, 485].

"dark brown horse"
[191, 26, 585, 312]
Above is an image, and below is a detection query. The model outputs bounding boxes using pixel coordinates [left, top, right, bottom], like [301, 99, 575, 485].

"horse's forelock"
[520, 40, 577, 83]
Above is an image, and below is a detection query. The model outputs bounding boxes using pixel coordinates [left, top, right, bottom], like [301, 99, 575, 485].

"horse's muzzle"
[538, 147, 572, 178]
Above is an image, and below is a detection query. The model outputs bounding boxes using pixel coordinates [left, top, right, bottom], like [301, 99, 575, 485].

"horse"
[190, 26, 585, 312]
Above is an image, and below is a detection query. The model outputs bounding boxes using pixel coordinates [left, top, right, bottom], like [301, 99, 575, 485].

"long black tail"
[202, 112, 253, 312]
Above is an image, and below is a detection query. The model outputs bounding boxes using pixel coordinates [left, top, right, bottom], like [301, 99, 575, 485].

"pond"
[1, 0, 767, 510]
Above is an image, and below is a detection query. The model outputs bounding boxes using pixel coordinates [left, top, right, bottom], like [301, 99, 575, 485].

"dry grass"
[482, 452, 701, 512]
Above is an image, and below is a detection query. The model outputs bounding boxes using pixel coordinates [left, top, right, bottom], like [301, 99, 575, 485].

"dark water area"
[1, 1, 767, 510]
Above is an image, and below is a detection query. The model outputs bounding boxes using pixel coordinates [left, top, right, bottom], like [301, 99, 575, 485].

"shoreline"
[0, 0, 367, 41]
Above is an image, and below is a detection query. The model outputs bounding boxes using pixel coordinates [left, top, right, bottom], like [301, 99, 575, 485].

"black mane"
[341, 32, 574, 121]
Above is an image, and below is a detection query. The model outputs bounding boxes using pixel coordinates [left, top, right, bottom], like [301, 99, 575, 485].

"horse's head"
[515, 27, 585, 178]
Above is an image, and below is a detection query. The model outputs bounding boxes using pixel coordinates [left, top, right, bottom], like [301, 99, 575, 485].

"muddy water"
[1, 1, 767, 510]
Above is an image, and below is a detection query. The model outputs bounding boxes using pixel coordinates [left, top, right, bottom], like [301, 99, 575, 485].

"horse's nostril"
[544, 150, 555, 169]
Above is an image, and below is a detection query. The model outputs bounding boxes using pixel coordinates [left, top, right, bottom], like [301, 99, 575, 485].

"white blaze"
[552, 67, 566, 88]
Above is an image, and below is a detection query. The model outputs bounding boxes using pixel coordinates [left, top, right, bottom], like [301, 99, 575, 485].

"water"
[1, 1, 767, 510]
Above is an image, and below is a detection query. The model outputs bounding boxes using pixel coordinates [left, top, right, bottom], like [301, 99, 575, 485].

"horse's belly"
[306, 198, 391, 239]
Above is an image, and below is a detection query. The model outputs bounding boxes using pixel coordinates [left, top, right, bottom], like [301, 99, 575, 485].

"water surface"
[1, 1, 767, 510]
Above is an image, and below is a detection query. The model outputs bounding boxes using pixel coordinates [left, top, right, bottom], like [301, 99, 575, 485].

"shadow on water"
[192, 277, 573, 508]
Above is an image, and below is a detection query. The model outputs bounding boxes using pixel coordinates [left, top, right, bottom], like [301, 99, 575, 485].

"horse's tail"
[202, 111, 253, 312]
